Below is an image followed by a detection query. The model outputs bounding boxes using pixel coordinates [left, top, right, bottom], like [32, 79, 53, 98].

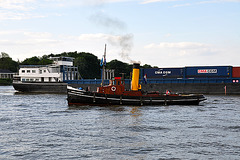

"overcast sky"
[0, 0, 239, 67]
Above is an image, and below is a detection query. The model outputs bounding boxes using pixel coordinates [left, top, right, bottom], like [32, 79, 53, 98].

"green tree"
[142, 64, 152, 68]
[141, 64, 159, 68]
[0, 52, 10, 58]
[74, 52, 101, 79]
[51, 51, 78, 59]
[107, 59, 132, 79]
[0, 52, 19, 72]
[21, 56, 52, 65]
[21, 56, 40, 65]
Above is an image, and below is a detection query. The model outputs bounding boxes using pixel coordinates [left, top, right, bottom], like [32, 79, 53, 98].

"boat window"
[44, 70, 46, 73]
[22, 70, 25, 73]
[40, 70, 42, 74]
[27, 70, 30, 73]
[22, 79, 26, 81]
[32, 70, 36, 73]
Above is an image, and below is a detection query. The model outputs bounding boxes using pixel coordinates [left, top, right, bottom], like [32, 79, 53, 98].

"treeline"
[0, 52, 157, 79]
[0, 52, 19, 72]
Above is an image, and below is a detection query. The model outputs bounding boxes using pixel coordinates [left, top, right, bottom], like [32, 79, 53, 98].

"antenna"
[101, 44, 107, 86]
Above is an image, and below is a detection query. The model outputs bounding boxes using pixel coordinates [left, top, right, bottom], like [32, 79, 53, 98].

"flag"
[166, 90, 171, 95]
[143, 74, 147, 84]
[100, 57, 106, 67]
[100, 58, 103, 66]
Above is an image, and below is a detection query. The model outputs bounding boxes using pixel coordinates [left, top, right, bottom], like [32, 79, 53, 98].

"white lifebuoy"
[111, 86, 116, 92]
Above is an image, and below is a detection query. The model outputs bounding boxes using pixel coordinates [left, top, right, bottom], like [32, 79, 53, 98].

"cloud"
[144, 42, 214, 57]
[0, 0, 48, 20]
[139, 41, 237, 67]
[0, 31, 134, 62]
[0, 11, 46, 20]
[145, 42, 209, 49]
[0, 0, 135, 20]
[0, 30, 60, 46]
[199, 0, 240, 3]
[0, 30, 66, 60]
[171, 0, 240, 8]
[0, 0, 35, 10]
[41, 0, 134, 7]
[141, 0, 179, 4]
[78, 33, 112, 41]
[172, 3, 191, 7]
[141, 0, 240, 5]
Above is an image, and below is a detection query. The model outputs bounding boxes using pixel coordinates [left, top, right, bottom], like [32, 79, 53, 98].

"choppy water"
[0, 86, 240, 160]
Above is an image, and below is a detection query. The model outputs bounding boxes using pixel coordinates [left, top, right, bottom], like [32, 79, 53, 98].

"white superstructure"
[14, 57, 79, 83]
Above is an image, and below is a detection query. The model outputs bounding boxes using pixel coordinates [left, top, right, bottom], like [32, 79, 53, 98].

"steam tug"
[67, 63, 206, 106]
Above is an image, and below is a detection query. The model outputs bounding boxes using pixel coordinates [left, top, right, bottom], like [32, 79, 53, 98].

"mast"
[101, 44, 107, 86]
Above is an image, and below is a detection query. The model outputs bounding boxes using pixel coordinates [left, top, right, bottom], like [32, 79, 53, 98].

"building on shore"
[0, 69, 17, 79]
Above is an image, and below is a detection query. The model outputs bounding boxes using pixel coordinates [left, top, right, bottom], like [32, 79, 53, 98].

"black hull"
[67, 86, 206, 106]
[13, 82, 67, 93]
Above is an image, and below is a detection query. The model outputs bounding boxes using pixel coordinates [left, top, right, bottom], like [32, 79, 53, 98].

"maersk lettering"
[155, 70, 172, 75]
[198, 69, 217, 74]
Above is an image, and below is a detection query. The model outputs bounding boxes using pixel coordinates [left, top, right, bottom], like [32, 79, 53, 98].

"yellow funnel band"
[131, 63, 140, 91]
[131, 68, 139, 91]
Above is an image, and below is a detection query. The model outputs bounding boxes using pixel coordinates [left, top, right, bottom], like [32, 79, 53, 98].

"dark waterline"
[0, 86, 240, 159]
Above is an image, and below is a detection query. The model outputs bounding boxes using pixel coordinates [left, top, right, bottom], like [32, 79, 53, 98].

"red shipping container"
[232, 67, 240, 78]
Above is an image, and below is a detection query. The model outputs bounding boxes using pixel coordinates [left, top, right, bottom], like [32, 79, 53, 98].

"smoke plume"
[90, 12, 126, 31]
[89, 6, 140, 64]
[106, 34, 133, 61]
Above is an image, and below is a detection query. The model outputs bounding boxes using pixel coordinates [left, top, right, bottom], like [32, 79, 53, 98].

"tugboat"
[67, 63, 206, 106]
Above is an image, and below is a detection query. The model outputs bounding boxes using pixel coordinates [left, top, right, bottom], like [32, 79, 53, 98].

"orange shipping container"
[232, 67, 240, 78]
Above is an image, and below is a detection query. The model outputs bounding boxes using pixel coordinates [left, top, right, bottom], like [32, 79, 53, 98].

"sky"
[0, 0, 240, 67]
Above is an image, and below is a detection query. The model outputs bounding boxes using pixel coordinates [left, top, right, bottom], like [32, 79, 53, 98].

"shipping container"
[141, 68, 184, 79]
[232, 67, 240, 78]
[185, 66, 232, 78]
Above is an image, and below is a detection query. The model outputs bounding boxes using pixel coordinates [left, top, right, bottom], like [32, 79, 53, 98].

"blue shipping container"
[185, 66, 232, 78]
[142, 68, 184, 79]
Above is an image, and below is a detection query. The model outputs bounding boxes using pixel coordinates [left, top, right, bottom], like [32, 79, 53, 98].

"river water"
[0, 86, 240, 160]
